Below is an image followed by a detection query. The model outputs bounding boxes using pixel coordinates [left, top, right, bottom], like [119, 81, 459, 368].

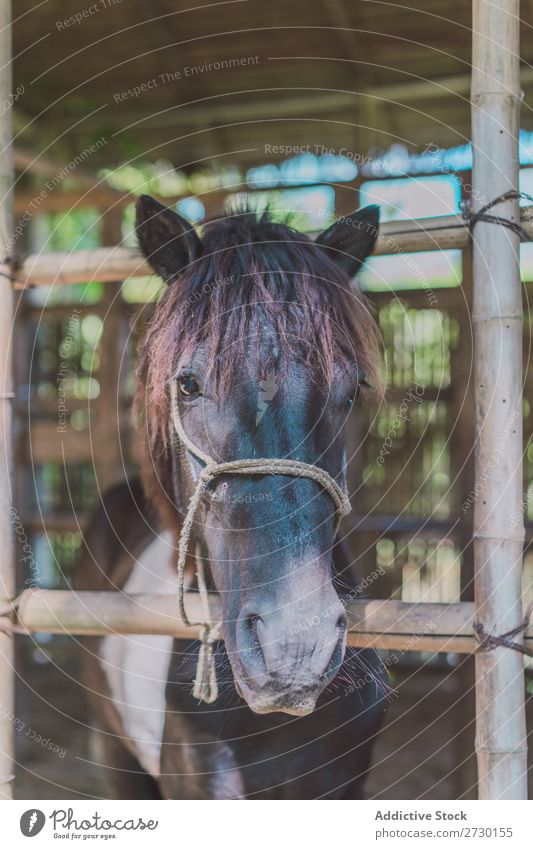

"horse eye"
[178, 374, 201, 398]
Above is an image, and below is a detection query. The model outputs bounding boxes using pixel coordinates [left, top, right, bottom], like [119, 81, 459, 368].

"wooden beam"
[15, 247, 152, 288]
[13, 148, 103, 190]
[24, 422, 92, 464]
[0, 0, 15, 801]
[13, 186, 131, 217]
[471, 0, 527, 800]
[55, 69, 533, 137]
[13, 186, 221, 217]
[9, 590, 533, 655]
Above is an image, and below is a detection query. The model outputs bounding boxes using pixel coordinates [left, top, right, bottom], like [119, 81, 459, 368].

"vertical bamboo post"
[0, 0, 14, 800]
[471, 0, 527, 799]
[97, 207, 124, 491]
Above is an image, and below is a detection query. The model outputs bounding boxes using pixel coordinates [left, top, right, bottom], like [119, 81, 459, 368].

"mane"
[133, 209, 381, 528]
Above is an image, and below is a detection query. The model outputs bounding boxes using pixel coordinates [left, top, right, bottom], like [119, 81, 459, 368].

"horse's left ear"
[315, 205, 379, 278]
[135, 195, 202, 283]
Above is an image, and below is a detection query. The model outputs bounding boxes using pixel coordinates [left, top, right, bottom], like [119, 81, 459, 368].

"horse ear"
[315, 205, 379, 277]
[135, 195, 202, 283]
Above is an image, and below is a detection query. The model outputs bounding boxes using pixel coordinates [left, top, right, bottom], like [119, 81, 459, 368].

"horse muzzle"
[230, 599, 347, 715]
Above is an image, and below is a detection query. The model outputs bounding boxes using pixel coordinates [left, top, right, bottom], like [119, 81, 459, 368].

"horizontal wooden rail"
[13, 207, 533, 289]
[5, 589, 533, 654]
[15, 247, 152, 288]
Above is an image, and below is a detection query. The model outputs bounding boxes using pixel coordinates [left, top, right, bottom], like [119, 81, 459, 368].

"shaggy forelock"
[133, 209, 381, 527]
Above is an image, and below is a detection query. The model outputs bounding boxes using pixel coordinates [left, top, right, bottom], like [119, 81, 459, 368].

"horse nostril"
[324, 626, 347, 680]
[239, 612, 266, 678]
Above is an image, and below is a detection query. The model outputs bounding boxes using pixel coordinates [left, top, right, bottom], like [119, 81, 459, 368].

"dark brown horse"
[77, 198, 387, 798]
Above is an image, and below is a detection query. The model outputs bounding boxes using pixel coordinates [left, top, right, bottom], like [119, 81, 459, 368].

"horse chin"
[236, 684, 319, 717]
[249, 700, 317, 718]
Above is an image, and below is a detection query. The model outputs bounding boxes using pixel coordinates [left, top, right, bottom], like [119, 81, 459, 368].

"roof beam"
[42, 68, 533, 137]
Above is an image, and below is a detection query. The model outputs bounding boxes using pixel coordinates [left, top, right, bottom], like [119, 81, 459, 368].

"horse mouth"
[249, 699, 317, 717]
[237, 683, 320, 716]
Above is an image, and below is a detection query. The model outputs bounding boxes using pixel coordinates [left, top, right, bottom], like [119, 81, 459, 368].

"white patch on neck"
[99, 531, 179, 778]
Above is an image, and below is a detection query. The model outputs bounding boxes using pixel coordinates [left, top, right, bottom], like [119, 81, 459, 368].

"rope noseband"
[169, 380, 352, 703]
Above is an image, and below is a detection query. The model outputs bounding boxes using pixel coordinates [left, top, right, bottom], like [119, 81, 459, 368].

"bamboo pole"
[0, 0, 14, 801]
[95, 208, 125, 491]
[12, 207, 533, 289]
[471, 0, 527, 799]
[6, 590, 533, 654]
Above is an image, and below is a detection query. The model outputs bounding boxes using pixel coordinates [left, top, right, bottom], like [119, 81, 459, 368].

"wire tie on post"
[0, 254, 21, 285]
[0, 595, 23, 636]
[461, 190, 533, 241]
[474, 603, 533, 658]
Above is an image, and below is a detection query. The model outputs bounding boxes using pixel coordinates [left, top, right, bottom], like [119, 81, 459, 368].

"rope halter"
[169, 380, 352, 703]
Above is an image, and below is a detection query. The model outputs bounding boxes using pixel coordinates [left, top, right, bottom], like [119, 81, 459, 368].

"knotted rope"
[461, 190, 533, 240]
[0, 254, 22, 284]
[474, 603, 533, 658]
[169, 380, 351, 703]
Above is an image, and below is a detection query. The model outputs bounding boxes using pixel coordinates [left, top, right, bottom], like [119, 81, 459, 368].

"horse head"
[135, 196, 380, 715]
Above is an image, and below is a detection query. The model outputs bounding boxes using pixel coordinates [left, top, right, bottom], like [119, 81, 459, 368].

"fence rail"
[13, 207, 533, 289]
[3, 590, 532, 655]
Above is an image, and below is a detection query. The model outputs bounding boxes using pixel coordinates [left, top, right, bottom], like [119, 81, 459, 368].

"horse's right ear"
[135, 195, 202, 284]
[315, 205, 379, 278]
